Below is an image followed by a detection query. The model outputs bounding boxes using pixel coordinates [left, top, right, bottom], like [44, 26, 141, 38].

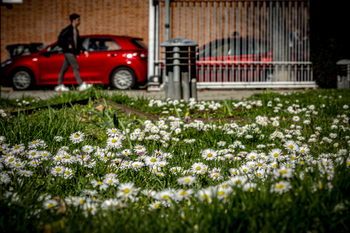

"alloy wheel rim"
[13, 71, 31, 89]
[114, 70, 133, 89]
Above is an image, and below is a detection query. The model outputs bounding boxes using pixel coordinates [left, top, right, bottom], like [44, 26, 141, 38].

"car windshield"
[198, 38, 268, 58]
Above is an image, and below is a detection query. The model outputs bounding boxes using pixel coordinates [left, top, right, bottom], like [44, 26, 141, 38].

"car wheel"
[11, 68, 34, 90]
[110, 67, 136, 90]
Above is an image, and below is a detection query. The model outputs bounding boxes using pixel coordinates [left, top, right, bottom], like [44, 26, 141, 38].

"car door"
[78, 37, 121, 83]
[38, 43, 75, 84]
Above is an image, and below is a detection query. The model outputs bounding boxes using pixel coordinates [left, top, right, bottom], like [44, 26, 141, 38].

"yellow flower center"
[9, 158, 14, 162]
[276, 184, 284, 189]
[154, 203, 160, 208]
[218, 191, 225, 195]
[151, 158, 156, 162]
[74, 134, 80, 138]
[180, 191, 187, 196]
[274, 153, 279, 157]
[98, 181, 102, 185]
[196, 166, 201, 170]
[65, 171, 70, 175]
[48, 203, 55, 208]
[112, 139, 117, 143]
[289, 145, 293, 149]
[124, 188, 130, 194]
[280, 170, 287, 174]
[56, 168, 61, 172]
[15, 145, 20, 150]
[207, 153, 212, 157]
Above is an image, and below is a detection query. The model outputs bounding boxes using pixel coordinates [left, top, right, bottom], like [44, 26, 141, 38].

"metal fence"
[151, 0, 315, 89]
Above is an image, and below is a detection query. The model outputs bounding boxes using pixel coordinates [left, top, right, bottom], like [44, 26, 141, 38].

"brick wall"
[0, 0, 150, 62]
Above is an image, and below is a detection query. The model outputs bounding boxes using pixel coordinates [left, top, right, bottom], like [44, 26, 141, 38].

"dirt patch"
[96, 99, 159, 121]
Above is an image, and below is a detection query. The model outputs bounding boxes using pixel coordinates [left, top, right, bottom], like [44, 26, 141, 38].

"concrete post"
[191, 78, 198, 101]
[181, 72, 190, 102]
[173, 46, 181, 100]
[168, 71, 174, 99]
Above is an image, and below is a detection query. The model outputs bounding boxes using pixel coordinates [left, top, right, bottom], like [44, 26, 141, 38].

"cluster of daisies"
[1, 92, 350, 217]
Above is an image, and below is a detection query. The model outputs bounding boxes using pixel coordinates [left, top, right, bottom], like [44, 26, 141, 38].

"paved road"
[0, 86, 306, 101]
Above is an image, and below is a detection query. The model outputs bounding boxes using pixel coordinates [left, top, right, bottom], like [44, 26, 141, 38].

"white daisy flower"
[43, 199, 59, 210]
[106, 137, 122, 149]
[177, 176, 197, 186]
[69, 131, 85, 144]
[54, 136, 63, 142]
[201, 149, 217, 161]
[272, 181, 292, 194]
[117, 182, 139, 200]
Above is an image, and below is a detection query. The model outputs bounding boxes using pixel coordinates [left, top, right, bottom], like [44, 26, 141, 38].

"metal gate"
[149, 0, 315, 89]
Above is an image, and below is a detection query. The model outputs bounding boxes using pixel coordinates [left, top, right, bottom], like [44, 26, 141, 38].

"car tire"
[110, 67, 136, 90]
[11, 68, 34, 90]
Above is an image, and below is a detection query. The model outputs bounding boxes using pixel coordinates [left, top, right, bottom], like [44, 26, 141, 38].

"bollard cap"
[336, 59, 350, 65]
[160, 37, 198, 47]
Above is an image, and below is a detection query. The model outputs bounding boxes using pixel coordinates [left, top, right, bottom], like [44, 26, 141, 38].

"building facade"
[1, 0, 150, 63]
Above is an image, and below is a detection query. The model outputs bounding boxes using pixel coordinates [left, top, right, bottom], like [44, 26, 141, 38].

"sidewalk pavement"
[0, 86, 305, 102]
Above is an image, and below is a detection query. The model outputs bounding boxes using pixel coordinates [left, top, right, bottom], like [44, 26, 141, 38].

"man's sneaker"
[78, 82, 93, 91]
[54, 84, 69, 92]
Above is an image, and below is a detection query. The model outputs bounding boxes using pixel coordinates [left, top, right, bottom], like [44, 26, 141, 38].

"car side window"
[47, 44, 63, 53]
[88, 38, 121, 52]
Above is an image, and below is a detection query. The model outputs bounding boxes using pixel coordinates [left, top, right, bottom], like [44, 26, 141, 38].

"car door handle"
[108, 53, 117, 57]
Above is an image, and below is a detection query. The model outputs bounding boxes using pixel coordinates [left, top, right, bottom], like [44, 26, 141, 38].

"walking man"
[55, 13, 92, 92]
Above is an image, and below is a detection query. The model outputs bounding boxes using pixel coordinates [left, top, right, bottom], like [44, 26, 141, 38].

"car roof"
[43, 35, 146, 51]
[80, 34, 141, 40]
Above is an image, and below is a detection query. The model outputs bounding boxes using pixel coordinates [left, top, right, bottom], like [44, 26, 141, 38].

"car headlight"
[1, 60, 12, 68]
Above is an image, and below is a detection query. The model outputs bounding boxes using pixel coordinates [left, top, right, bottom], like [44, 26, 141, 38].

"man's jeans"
[57, 53, 83, 85]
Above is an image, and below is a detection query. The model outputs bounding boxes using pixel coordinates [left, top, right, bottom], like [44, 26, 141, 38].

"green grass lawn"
[0, 88, 349, 233]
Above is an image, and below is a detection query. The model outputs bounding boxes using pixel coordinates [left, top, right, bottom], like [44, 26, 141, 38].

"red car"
[196, 37, 273, 82]
[1, 35, 148, 90]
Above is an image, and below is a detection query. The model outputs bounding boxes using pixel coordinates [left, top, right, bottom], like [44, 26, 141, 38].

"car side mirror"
[40, 51, 51, 57]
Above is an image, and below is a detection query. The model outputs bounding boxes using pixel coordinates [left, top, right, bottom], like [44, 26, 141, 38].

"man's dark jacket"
[58, 25, 85, 55]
